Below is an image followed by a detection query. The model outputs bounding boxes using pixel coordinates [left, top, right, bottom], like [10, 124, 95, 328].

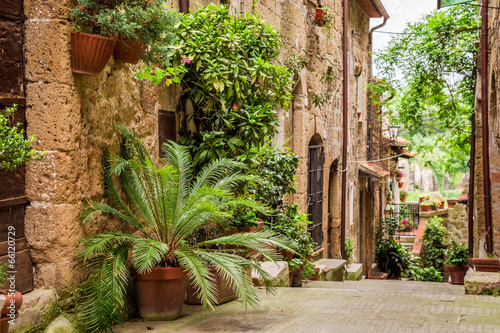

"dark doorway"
[307, 136, 325, 250]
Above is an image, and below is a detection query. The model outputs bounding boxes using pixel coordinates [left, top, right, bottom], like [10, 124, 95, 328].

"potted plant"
[418, 194, 430, 203]
[470, 254, 500, 272]
[395, 169, 404, 182]
[0, 263, 23, 333]
[447, 198, 458, 208]
[78, 126, 295, 332]
[445, 242, 469, 285]
[69, 0, 177, 74]
[400, 220, 411, 232]
[400, 190, 408, 203]
[398, 181, 404, 189]
[438, 200, 445, 209]
[420, 201, 433, 212]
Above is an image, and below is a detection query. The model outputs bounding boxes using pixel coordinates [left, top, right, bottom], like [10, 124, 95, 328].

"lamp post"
[389, 124, 400, 141]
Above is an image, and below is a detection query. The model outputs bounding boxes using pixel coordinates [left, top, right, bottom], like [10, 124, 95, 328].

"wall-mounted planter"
[315, 8, 325, 22]
[114, 39, 144, 64]
[70, 31, 116, 75]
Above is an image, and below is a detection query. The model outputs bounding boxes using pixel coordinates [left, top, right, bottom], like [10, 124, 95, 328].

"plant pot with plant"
[447, 199, 457, 208]
[395, 170, 404, 182]
[445, 242, 469, 285]
[400, 190, 408, 203]
[78, 126, 296, 332]
[69, 0, 177, 74]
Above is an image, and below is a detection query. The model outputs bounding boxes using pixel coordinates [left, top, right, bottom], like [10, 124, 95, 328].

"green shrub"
[410, 267, 443, 282]
[421, 216, 447, 273]
[345, 237, 354, 263]
[375, 216, 413, 279]
[0, 105, 43, 171]
[445, 242, 469, 266]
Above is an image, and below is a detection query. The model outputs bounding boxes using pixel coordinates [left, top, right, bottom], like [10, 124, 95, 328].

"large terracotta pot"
[447, 265, 468, 285]
[70, 31, 116, 75]
[114, 39, 144, 64]
[186, 266, 236, 305]
[470, 258, 500, 272]
[132, 267, 188, 321]
[289, 267, 303, 287]
[401, 197, 407, 203]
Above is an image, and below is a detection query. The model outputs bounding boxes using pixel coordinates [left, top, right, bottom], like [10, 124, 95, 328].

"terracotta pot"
[447, 199, 457, 208]
[70, 31, 116, 75]
[236, 220, 265, 233]
[470, 258, 500, 272]
[0, 291, 22, 316]
[418, 197, 425, 203]
[398, 182, 404, 189]
[0, 291, 22, 333]
[132, 267, 188, 321]
[114, 39, 144, 64]
[289, 268, 303, 287]
[401, 197, 407, 203]
[186, 266, 236, 305]
[315, 8, 325, 21]
[438, 202, 445, 209]
[312, 267, 320, 280]
[447, 265, 468, 285]
[420, 205, 432, 212]
[396, 176, 403, 182]
[280, 249, 294, 261]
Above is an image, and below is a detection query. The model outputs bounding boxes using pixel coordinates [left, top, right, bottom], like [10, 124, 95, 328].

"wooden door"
[0, 0, 35, 293]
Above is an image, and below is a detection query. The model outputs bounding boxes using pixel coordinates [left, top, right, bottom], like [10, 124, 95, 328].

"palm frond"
[175, 247, 218, 310]
[131, 239, 169, 274]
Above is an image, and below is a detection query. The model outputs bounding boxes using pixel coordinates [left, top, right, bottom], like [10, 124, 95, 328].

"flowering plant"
[396, 170, 404, 177]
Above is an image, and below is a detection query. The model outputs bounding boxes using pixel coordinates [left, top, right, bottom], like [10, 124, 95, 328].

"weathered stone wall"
[474, 0, 500, 257]
[22, 0, 383, 290]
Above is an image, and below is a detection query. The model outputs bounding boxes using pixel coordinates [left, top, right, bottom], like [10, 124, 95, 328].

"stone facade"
[17, 0, 388, 291]
[473, 0, 500, 257]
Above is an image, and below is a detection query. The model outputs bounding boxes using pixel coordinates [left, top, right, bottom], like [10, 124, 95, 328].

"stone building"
[0, 0, 389, 295]
[472, 0, 500, 257]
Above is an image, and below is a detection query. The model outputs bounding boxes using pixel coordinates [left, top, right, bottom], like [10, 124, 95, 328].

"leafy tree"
[375, 5, 478, 172]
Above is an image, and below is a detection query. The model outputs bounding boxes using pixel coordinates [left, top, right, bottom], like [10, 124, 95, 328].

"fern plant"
[79, 125, 295, 332]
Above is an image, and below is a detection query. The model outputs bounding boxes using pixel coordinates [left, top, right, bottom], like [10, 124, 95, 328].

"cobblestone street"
[115, 280, 500, 333]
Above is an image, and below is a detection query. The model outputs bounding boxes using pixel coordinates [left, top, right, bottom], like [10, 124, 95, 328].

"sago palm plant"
[79, 125, 295, 332]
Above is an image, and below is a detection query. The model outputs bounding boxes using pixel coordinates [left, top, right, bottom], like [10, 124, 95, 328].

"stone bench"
[313, 259, 347, 282]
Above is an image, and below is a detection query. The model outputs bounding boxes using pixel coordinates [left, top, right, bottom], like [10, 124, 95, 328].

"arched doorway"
[307, 134, 325, 249]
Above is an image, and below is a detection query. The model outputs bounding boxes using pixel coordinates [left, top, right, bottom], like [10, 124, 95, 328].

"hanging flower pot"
[315, 8, 325, 22]
[71, 31, 116, 75]
[398, 181, 404, 189]
[114, 39, 144, 64]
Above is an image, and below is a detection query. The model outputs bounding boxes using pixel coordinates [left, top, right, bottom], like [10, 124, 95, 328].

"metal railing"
[390, 203, 420, 236]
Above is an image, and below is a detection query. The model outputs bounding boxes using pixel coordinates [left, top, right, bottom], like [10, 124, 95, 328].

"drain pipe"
[469, 111, 476, 258]
[340, 0, 349, 259]
[367, 16, 387, 273]
[480, 0, 493, 254]
[179, 0, 189, 14]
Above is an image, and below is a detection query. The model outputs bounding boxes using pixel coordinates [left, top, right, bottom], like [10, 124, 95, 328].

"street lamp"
[389, 124, 400, 140]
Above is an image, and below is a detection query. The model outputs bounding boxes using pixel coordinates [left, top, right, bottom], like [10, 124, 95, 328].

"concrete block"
[464, 271, 500, 295]
[252, 261, 289, 287]
[314, 259, 346, 281]
[345, 263, 363, 281]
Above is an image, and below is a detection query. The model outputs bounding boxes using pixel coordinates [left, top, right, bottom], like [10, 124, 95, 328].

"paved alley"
[114, 280, 500, 333]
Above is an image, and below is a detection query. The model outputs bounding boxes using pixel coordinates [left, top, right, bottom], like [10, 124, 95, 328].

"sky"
[371, 0, 437, 54]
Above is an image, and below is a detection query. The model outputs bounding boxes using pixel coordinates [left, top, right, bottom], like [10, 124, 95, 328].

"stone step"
[313, 259, 347, 282]
[252, 261, 289, 287]
[464, 270, 500, 295]
[399, 235, 416, 243]
[345, 263, 363, 281]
